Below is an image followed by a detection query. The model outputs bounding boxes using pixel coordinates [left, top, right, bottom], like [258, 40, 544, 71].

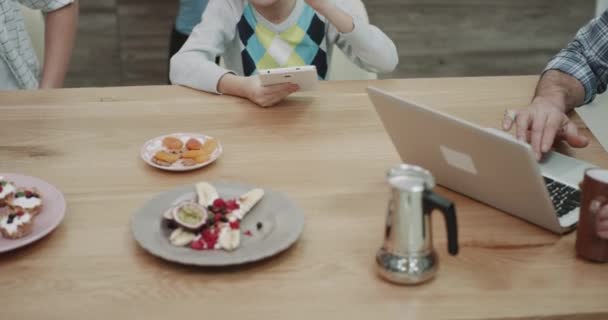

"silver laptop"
[368, 87, 596, 234]
[576, 94, 608, 152]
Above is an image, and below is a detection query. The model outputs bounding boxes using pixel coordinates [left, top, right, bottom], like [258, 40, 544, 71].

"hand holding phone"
[258, 66, 318, 91]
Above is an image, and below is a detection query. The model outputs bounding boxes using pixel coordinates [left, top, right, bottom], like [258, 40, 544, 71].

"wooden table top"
[1, 76, 607, 320]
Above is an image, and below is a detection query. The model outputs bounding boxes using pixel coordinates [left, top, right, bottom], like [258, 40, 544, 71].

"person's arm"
[502, 10, 608, 159]
[19, 0, 78, 88]
[305, 0, 398, 74]
[545, 10, 608, 105]
[39, 1, 78, 89]
[170, 0, 236, 93]
[171, 0, 297, 107]
[305, 0, 354, 33]
[502, 70, 589, 160]
[532, 70, 585, 114]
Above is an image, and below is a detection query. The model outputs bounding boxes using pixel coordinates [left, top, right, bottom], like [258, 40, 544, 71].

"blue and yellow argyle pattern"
[237, 3, 328, 79]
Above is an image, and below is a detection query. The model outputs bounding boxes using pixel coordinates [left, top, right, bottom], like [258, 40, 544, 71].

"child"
[0, 0, 78, 90]
[170, 0, 398, 107]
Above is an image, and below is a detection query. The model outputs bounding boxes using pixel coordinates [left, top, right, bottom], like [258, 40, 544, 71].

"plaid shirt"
[545, 10, 608, 104]
[0, 0, 73, 89]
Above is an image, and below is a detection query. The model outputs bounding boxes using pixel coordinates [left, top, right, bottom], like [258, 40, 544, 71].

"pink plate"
[0, 173, 66, 253]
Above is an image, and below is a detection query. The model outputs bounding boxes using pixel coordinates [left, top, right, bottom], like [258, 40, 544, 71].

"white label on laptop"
[440, 145, 478, 175]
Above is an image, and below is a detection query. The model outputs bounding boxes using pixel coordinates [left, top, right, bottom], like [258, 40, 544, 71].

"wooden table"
[1, 77, 607, 320]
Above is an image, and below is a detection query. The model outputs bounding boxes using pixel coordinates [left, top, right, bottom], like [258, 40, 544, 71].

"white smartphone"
[258, 65, 318, 91]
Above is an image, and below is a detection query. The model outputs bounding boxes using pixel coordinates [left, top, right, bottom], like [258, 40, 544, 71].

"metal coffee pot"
[376, 164, 459, 284]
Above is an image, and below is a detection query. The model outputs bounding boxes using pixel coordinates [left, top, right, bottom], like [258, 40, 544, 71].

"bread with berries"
[0, 211, 34, 239]
[0, 177, 16, 208]
[8, 188, 42, 216]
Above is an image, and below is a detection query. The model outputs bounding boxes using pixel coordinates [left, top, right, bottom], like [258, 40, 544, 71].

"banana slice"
[195, 182, 219, 207]
[233, 188, 264, 220]
[169, 227, 196, 246]
[218, 226, 240, 251]
[169, 227, 182, 242]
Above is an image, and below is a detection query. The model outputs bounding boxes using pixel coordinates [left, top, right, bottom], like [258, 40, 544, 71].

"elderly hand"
[502, 96, 589, 160]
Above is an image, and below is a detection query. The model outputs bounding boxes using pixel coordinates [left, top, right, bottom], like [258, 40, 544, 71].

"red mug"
[575, 168, 608, 262]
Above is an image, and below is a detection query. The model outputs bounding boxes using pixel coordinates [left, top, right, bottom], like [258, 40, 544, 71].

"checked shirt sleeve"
[545, 10, 608, 104]
[18, 0, 74, 13]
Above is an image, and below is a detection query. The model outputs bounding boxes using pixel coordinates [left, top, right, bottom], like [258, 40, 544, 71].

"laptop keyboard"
[543, 177, 581, 217]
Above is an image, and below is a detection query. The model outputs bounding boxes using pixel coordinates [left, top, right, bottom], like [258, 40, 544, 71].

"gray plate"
[131, 181, 304, 266]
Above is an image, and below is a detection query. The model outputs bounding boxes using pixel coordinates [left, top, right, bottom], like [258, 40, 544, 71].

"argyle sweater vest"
[236, 3, 328, 79]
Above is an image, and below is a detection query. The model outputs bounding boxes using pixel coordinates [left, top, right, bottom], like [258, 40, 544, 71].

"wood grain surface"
[0, 77, 606, 320]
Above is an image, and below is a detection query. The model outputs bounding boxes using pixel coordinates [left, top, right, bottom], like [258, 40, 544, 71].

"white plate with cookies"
[140, 133, 223, 172]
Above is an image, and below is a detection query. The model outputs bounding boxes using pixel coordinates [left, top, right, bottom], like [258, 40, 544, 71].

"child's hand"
[303, 1, 353, 33]
[304, 0, 328, 11]
[243, 77, 299, 108]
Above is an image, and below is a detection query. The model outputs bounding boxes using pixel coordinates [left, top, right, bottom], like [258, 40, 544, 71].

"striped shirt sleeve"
[544, 10, 608, 104]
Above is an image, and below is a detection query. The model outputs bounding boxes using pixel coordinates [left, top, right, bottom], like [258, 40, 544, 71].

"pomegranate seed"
[202, 228, 218, 242]
[229, 220, 240, 230]
[191, 241, 204, 250]
[226, 199, 240, 211]
[213, 198, 227, 209]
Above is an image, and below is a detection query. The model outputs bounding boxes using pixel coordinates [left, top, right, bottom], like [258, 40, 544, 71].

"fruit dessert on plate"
[163, 182, 264, 251]
[0, 177, 16, 208]
[8, 187, 42, 216]
[0, 210, 34, 239]
[0, 177, 44, 240]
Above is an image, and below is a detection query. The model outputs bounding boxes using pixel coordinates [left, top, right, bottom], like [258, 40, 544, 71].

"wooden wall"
[65, 0, 595, 87]
[367, 0, 595, 78]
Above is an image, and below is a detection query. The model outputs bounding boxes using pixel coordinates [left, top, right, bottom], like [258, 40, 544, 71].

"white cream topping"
[11, 196, 41, 209]
[0, 181, 16, 199]
[218, 226, 240, 251]
[0, 213, 32, 235]
[231, 208, 245, 220]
